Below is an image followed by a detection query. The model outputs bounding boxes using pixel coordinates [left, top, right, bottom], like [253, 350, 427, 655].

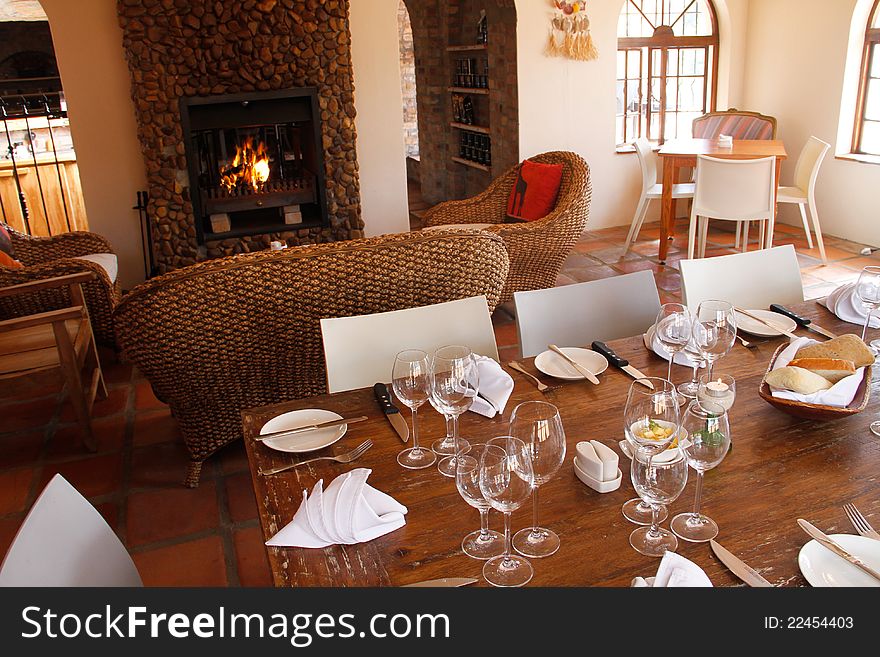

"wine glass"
[629, 444, 689, 557]
[479, 436, 535, 587]
[693, 300, 737, 382]
[455, 444, 504, 560]
[678, 334, 706, 399]
[392, 350, 436, 469]
[855, 266, 880, 342]
[655, 303, 692, 384]
[671, 400, 731, 543]
[509, 402, 566, 559]
[430, 345, 479, 478]
[621, 377, 680, 525]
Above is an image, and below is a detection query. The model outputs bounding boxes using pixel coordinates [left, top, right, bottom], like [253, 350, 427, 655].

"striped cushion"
[692, 114, 774, 140]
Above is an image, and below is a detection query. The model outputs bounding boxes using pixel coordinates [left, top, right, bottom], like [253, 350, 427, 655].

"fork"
[735, 333, 755, 349]
[259, 439, 373, 476]
[843, 503, 880, 541]
[508, 360, 551, 392]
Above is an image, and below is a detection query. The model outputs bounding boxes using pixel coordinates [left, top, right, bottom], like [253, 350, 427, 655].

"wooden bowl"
[758, 344, 872, 420]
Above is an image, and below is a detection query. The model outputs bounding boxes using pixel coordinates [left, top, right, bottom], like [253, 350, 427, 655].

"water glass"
[655, 303, 692, 384]
[629, 445, 689, 557]
[392, 350, 435, 469]
[430, 345, 479, 477]
[693, 300, 737, 381]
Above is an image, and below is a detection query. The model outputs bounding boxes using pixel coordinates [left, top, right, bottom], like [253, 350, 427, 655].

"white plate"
[534, 347, 608, 381]
[798, 533, 880, 587]
[259, 409, 347, 453]
[733, 309, 798, 337]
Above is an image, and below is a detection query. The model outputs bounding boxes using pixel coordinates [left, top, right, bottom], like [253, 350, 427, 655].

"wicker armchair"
[421, 151, 591, 302]
[0, 228, 121, 347]
[113, 229, 510, 487]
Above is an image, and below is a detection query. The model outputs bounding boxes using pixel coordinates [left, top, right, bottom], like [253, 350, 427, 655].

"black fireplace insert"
[180, 88, 328, 243]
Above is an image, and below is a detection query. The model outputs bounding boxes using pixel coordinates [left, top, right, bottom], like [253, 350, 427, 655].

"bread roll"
[764, 366, 833, 394]
[788, 357, 856, 383]
[794, 334, 874, 367]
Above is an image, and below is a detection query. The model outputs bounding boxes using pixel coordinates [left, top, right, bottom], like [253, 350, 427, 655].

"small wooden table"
[243, 301, 878, 587]
[657, 138, 788, 263]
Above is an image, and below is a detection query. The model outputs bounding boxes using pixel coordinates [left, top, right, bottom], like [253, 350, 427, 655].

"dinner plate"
[534, 347, 608, 380]
[733, 309, 798, 337]
[259, 409, 347, 453]
[798, 533, 880, 587]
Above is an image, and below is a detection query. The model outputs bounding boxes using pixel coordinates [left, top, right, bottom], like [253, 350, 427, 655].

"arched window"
[616, 0, 719, 146]
[853, 0, 880, 155]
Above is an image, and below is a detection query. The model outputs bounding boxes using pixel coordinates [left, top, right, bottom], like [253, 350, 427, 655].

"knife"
[402, 577, 478, 587]
[733, 307, 799, 340]
[769, 304, 837, 339]
[373, 382, 409, 443]
[797, 519, 880, 583]
[709, 539, 773, 587]
[256, 416, 368, 442]
[548, 344, 600, 385]
[591, 341, 653, 389]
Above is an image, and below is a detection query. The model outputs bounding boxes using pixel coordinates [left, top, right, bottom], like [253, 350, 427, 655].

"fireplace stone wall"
[116, 0, 363, 272]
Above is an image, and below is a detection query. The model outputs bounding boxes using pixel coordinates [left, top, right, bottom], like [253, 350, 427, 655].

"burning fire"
[220, 137, 271, 193]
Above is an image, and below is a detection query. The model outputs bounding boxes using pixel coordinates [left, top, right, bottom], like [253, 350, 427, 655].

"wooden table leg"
[660, 157, 676, 264]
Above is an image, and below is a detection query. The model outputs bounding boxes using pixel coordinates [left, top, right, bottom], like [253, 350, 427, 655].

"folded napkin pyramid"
[768, 337, 865, 408]
[822, 282, 880, 329]
[266, 468, 407, 548]
[631, 551, 713, 587]
[468, 355, 515, 418]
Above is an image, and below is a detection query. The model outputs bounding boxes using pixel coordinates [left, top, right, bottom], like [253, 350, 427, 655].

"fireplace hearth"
[180, 88, 328, 243]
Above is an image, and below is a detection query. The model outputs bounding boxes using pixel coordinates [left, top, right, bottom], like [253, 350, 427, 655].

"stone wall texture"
[117, 0, 363, 272]
[397, 0, 419, 159]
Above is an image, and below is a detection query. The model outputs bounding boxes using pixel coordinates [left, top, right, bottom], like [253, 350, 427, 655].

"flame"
[220, 136, 271, 192]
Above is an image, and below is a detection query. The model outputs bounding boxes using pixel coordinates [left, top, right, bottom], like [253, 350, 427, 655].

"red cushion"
[0, 224, 22, 268]
[506, 160, 564, 221]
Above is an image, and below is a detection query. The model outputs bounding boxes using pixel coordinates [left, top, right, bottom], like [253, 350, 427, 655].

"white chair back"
[0, 474, 142, 587]
[793, 136, 830, 193]
[634, 137, 657, 193]
[679, 245, 803, 310]
[692, 155, 776, 222]
[321, 295, 499, 393]
[513, 271, 661, 358]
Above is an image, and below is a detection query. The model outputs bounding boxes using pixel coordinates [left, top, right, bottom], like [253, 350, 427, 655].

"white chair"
[623, 137, 695, 253]
[679, 244, 803, 311]
[777, 136, 831, 264]
[321, 295, 499, 393]
[0, 474, 142, 587]
[513, 271, 661, 358]
[687, 155, 777, 259]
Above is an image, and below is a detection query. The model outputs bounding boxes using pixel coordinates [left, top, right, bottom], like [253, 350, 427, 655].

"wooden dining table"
[657, 138, 788, 264]
[242, 300, 879, 587]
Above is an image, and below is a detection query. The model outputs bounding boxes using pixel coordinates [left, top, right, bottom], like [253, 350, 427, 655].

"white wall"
[40, 0, 147, 290]
[350, 0, 410, 237]
[514, 0, 750, 231]
[743, 0, 880, 247]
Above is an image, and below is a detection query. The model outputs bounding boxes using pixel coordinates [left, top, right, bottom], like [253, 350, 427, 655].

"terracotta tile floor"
[0, 220, 877, 586]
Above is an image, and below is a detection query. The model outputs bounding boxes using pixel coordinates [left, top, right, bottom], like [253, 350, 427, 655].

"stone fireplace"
[117, 0, 363, 274]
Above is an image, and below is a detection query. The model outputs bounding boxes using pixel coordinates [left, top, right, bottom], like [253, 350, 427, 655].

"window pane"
[678, 77, 703, 111]
[627, 50, 641, 78]
[866, 79, 880, 121]
[628, 80, 641, 112]
[871, 44, 880, 76]
[617, 50, 626, 77]
[668, 49, 679, 76]
[872, 5, 880, 29]
[860, 120, 880, 155]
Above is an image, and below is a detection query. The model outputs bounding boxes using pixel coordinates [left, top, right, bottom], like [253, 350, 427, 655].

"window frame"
[616, 0, 720, 147]
[852, 0, 880, 155]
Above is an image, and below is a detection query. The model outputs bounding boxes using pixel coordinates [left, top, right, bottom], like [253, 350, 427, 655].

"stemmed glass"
[629, 444, 689, 557]
[431, 415, 460, 458]
[455, 444, 505, 560]
[479, 436, 535, 587]
[671, 399, 731, 543]
[510, 402, 566, 559]
[855, 266, 880, 342]
[693, 300, 737, 382]
[430, 345, 479, 478]
[655, 303, 692, 384]
[392, 350, 436, 469]
[678, 334, 706, 399]
[621, 377, 680, 525]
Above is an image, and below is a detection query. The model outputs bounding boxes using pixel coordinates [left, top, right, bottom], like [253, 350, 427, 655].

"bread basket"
[758, 344, 872, 420]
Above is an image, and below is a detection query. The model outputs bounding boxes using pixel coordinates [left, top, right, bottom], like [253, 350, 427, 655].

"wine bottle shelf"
[450, 122, 491, 135]
[447, 44, 488, 52]
[448, 86, 489, 95]
[451, 156, 491, 172]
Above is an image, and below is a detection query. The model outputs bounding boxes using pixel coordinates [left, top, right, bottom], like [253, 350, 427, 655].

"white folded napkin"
[822, 283, 880, 329]
[768, 336, 865, 407]
[631, 551, 713, 587]
[469, 355, 514, 418]
[266, 468, 407, 548]
[644, 324, 703, 368]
